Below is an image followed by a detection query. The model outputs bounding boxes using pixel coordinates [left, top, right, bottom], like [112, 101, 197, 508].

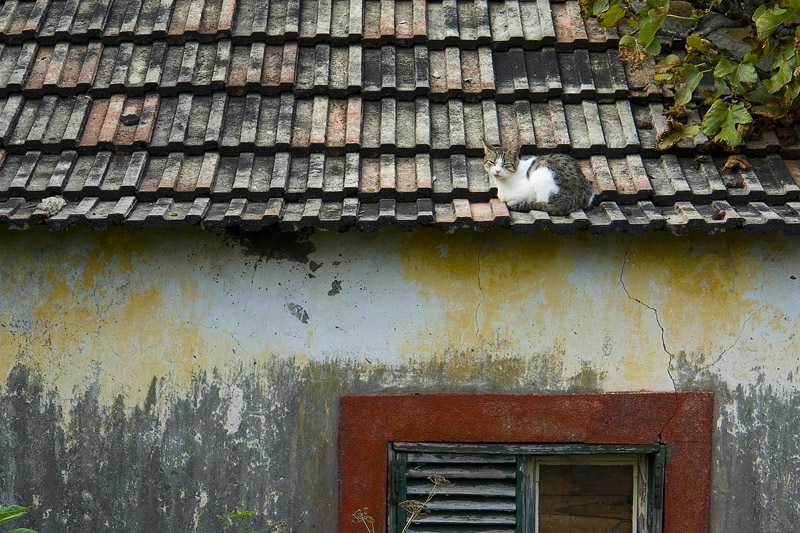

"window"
[389, 442, 666, 532]
[339, 393, 711, 533]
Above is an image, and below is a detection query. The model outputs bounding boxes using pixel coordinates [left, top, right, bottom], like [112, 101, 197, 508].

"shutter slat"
[408, 453, 516, 463]
[416, 511, 516, 524]
[408, 463, 516, 479]
[427, 497, 517, 512]
[408, 523, 515, 533]
[407, 480, 516, 497]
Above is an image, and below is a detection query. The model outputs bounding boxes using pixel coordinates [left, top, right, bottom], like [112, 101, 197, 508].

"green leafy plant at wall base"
[217, 506, 287, 533]
[0, 505, 38, 533]
[580, 0, 800, 150]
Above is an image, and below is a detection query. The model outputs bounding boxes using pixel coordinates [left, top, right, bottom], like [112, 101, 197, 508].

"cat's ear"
[482, 138, 494, 153]
[509, 144, 521, 158]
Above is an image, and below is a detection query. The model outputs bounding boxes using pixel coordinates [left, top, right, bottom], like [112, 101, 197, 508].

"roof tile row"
[2, 150, 797, 205]
[3, 195, 799, 235]
[1, 41, 640, 102]
[5, 92, 799, 157]
[0, 0, 608, 48]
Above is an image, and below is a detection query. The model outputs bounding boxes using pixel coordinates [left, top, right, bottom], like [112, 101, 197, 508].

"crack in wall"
[618, 241, 678, 393]
[618, 240, 680, 439]
[707, 278, 766, 371]
[705, 239, 767, 370]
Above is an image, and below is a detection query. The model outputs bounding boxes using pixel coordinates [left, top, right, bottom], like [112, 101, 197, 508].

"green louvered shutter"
[389, 443, 666, 533]
[391, 443, 519, 533]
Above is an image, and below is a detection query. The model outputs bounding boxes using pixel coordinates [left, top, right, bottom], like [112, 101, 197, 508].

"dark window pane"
[538, 464, 633, 533]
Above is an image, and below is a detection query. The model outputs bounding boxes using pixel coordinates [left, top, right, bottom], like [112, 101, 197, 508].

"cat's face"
[483, 140, 520, 181]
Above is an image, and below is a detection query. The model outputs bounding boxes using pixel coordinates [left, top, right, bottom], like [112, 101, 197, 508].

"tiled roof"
[1, 0, 799, 234]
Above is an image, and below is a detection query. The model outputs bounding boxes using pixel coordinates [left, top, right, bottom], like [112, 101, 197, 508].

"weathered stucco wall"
[1, 226, 798, 532]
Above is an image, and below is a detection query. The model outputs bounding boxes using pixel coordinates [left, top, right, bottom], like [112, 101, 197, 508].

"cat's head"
[483, 139, 521, 181]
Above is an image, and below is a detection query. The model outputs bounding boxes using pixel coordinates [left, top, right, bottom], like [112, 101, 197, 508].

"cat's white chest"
[495, 158, 560, 205]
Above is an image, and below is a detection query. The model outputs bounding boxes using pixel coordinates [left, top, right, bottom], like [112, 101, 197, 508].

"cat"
[483, 139, 594, 215]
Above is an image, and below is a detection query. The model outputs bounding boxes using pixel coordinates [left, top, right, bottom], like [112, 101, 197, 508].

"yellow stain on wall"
[395, 228, 793, 391]
[1, 225, 798, 409]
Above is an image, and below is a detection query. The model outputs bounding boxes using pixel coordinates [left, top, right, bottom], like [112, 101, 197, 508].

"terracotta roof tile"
[1, 0, 798, 233]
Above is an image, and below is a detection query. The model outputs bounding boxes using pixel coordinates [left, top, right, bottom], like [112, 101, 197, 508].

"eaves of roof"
[1, 0, 799, 235]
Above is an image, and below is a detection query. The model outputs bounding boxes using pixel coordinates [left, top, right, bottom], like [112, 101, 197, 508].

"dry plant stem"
[399, 476, 449, 533]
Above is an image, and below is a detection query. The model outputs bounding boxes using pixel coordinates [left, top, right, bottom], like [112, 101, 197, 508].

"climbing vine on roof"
[580, 0, 800, 150]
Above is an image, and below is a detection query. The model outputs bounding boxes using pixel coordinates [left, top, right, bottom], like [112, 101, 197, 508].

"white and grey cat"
[483, 139, 594, 215]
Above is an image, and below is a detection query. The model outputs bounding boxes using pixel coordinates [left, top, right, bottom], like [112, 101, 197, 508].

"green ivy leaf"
[656, 124, 701, 150]
[754, 7, 798, 40]
[714, 58, 737, 77]
[674, 63, 703, 106]
[766, 44, 799, 93]
[753, 103, 786, 118]
[702, 100, 753, 147]
[685, 34, 710, 53]
[599, 4, 627, 26]
[715, 60, 758, 94]
[747, 87, 783, 104]
[7, 529, 39, 533]
[0, 506, 30, 526]
[592, 0, 610, 15]
[644, 37, 662, 55]
[638, 19, 659, 47]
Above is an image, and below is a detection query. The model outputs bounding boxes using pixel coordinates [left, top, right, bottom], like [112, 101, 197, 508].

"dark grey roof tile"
[206, 154, 236, 198]
[91, 44, 119, 93]
[203, 91, 226, 148]
[116, 150, 148, 194]
[6, 42, 36, 91]
[143, 40, 167, 87]
[379, 97, 396, 149]
[412, 96, 430, 149]
[615, 201, 664, 234]
[429, 101, 449, 152]
[230, 152, 252, 195]
[195, 200, 228, 229]
[0, 197, 25, 224]
[60, 152, 95, 196]
[25, 95, 58, 147]
[733, 202, 785, 234]
[81, 150, 112, 195]
[265, 151, 290, 195]
[105, 195, 137, 223]
[20, 153, 55, 195]
[6, 98, 38, 147]
[147, 94, 176, 150]
[749, 155, 800, 201]
[312, 44, 331, 92]
[8, 151, 40, 194]
[378, 153, 396, 194]
[218, 94, 246, 150]
[156, 152, 183, 193]
[124, 43, 151, 88]
[238, 92, 260, 149]
[463, 101, 485, 151]
[173, 40, 199, 90]
[45, 150, 77, 192]
[254, 95, 280, 149]
[165, 93, 192, 149]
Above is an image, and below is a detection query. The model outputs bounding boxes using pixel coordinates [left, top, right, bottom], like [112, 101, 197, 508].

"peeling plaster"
[1, 226, 800, 531]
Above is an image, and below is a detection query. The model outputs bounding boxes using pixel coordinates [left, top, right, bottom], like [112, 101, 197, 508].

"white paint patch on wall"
[223, 385, 245, 435]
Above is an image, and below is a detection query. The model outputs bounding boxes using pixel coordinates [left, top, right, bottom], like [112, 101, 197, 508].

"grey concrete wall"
[1, 226, 798, 532]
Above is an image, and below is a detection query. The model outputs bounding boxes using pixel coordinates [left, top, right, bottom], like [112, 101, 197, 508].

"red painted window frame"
[339, 393, 712, 533]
